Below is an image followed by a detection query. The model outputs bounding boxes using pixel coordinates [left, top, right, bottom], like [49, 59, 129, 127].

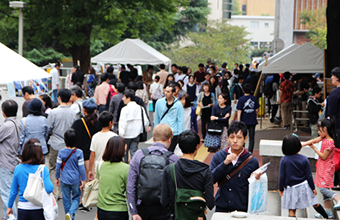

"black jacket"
[308, 97, 321, 124]
[161, 158, 215, 214]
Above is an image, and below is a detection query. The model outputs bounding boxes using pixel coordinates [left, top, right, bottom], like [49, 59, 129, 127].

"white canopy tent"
[257, 43, 300, 71]
[262, 42, 324, 74]
[91, 39, 171, 72]
[0, 42, 51, 84]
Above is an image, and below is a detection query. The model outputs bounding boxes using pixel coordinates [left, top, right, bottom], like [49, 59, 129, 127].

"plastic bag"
[247, 173, 268, 214]
[42, 190, 58, 220]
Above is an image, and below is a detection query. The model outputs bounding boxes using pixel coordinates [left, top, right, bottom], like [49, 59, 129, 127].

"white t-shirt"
[90, 131, 117, 167]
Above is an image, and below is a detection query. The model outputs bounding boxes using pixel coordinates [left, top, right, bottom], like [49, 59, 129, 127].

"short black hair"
[64, 129, 78, 147]
[2, 99, 18, 117]
[284, 71, 291, 80]
[22, 86, 34, 95]
[117, 83, 125, 93]
[178, 130, 200, 154]
[171, 64, 178, 69]
[210, 66, 216, 73]
[55, 61, 61, 67]
[57, 89, 71, 103]
[127, 82, 137, 91]
[98, 111, 113, 127]
[121, 65, 126, 69]
[107, 66, 114, 73]
[136, 81, 144, 90]
[160, 64, 165, 69]
[182, 66, 188, 74]
[243, 83, 253, 94]
[245, 63, 250, 68]
[166, 84, 176, 93]
[331, 67, 340, 82]
[101, 73, 109, 81]
[169, 82, 180, 89]
[221, 62, 227, 68]
[198, 63, 204, 68]
[312, 86, 322, 95]
[123, 89, 135, 101]
[239, 64, 244, 70]
[228, 121, 247, 137]
[136, 75, 143, 82]
[70, 87, 82, 98]
[282, 135, 301, 155]
[147, 65, 154, 70]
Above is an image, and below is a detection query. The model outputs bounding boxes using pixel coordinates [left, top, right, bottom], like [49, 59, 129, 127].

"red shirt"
[279, 79, 294, 103]
[315, 138, 335, 188]
[194, 70, 205, 83]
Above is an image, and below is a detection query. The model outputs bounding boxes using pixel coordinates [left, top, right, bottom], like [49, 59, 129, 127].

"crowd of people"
[1, 58, 340, 220]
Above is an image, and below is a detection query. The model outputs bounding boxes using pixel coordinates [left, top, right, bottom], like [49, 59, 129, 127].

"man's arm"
[177, 104, 185, 134]
[154, 100, 160, 126]
[209, 153, 236, 184]
[118, 108, 127, 137]
[127, 155, 141, 219]
[237, 110, 242, 121]
[88, 151, 95, 180]
[160, 166, 172, 209]
[204, 169, 215, 210]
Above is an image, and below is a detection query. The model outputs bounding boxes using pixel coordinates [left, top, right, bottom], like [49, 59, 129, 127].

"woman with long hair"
[71, 98, 101, 210]
[7, 139, 53, 220]
[87, 66, 97, 97]
[209, 75, 221, 102]
[97, 136, 129, 220]
[180, 94, 198, 133]
[39, 94, 53, 116]
[71, 65, 84, 87]
[164, 74, 175, 89]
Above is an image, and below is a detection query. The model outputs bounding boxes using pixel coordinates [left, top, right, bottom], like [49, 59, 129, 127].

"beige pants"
[281, 102, 292, 126]
[48, 147, 62, 199]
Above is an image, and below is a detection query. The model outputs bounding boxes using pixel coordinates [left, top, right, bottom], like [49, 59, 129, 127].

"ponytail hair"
[85, 109, 98, 126]
[317, 117, 339, 148]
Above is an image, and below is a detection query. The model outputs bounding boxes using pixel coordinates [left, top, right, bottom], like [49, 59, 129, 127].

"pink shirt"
[315, 138, 335, 188]
[156, 70, 168, 86]
[94, 82, 110, 105]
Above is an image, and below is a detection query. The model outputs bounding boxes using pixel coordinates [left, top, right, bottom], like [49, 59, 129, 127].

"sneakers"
[80, 206, 92, 213]
[65, 213, 71, 220]
[334, 200, 340, 209]
[315, 210, 333, 219]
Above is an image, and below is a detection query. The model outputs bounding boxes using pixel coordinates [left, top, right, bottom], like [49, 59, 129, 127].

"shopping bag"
[23, 165, 44, 206]
[42, 190, 58, 220]
[247, 173, 268, 214]
[83, 179, 100, 207]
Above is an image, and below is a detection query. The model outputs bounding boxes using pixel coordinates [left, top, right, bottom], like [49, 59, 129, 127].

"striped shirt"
[55, 148, 87, 185]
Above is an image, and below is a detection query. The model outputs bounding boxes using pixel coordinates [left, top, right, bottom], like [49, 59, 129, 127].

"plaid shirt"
[279, 79, 294, 103]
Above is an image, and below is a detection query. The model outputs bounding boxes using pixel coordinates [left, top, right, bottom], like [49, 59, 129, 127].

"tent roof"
[257, 43, 300, 71]
[262, 42, 324, 74]
[0, 42, 51, 84]
[91, 39, 171, 66]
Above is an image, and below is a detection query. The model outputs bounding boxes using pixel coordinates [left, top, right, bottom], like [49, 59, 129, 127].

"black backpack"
[137, 148, 173, 204]
[264, 81, 274, 99]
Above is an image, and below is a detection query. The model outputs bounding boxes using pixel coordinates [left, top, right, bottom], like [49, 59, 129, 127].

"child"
[308, 86, 323, 138]
[55, 129, 86, 220]
[236, 83, 259, 153]
[279, 135, 328, 218]
[302, 118, 340, 218]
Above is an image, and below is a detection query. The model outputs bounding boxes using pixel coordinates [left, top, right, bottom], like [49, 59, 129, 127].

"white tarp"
[91, 39, 171, 69]
[262, 42, 324, 74]
[258, 43, 300, 71]
[0, 42, 51, 84]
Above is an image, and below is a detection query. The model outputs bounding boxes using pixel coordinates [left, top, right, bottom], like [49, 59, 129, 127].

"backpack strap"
[141, 148, 150, 156]
[163, 151, 174, 158]
[170, 163, 177, 191]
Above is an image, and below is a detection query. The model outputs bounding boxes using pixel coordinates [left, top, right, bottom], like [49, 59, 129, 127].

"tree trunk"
[69, 44, 91, 76]
[326, 0, 340, 77]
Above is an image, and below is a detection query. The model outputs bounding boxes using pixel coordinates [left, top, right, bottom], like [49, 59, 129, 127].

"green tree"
[0, 0, 185, 73]
[162, 20, 250, 70]
[300, 7, 327, 49]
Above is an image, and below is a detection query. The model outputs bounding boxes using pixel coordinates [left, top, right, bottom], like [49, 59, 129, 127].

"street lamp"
[9, 1, 27, 56]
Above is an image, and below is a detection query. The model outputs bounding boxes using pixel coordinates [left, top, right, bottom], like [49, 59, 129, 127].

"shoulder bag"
[195, 93, 203, 115]
[140, 106, 147, 142]
[23, 165, 45, 206]
[161, 100, 178, 121]
[82, 161, 104, 207]
[60, 148, 77, 172]
[218, 155, 253, 187]
[81, 118, 92, 139]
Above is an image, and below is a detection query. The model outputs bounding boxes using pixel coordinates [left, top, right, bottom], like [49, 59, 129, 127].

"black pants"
[168, 135, 178, 152]
[137, 203, 170, 220]
[201, 117, 211, 139]
[97, 207, 128, 220]
[247, 125, 256, 153]
[18, 209, 44, 220]
[271, 104, 279, 120]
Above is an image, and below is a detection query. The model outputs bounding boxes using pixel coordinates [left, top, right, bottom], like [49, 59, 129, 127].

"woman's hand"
[279, 191, 283, 197]
[209, 104, 214, 107]
[198, 103, 204, 108]
[224, 113, 230, 118]
[210, 116, 218, 121]
[6, 208, 13, 217]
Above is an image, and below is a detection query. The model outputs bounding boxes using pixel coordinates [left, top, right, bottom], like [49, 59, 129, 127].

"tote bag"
[23, 165, 45, 206]
[83, 161, 104, 207]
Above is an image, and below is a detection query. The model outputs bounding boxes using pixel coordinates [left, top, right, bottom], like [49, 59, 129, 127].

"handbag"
[204, 133, 222, 149]
[139, 106, 147, 142]
[23, 165, 45, 206]
[82, 161, 104, 207]
[195, 93, 203, 115]
[150, 84, 163, 100]
[207, 121, 223, 134]
[42, 187, 58, 220]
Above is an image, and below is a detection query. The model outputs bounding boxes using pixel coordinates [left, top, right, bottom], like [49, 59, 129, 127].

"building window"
[260, 42, 271, 48]
[250, 41, 258, 49]
[222, 0, 233, 20]
[250, 21, 259, 29]
[264, 23, 269, 28]
[242, 5, 246, 15]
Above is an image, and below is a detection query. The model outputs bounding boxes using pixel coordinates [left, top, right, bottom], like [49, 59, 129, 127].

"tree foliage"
[300, 7, 327, 49]
[162, 20, 251, 70]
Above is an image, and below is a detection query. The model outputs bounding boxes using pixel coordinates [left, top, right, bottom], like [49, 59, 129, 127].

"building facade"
[238, 0, 275, 16]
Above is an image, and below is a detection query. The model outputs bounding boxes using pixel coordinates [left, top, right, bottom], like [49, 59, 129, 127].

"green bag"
[170, 163, 206, 220]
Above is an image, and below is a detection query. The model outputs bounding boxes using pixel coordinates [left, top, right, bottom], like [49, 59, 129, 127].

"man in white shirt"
[119, 89, 149, 162]
[70, 86, 83, 120]
[175, 66, 189, 87]
[50, 61, 61, 104]
[88, 111, 117, 180]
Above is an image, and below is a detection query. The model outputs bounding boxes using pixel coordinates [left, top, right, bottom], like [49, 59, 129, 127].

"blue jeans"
[0, 166, 17, 220]
[98, 105, 107, 114]
[52, 89, 58, 105]
[60, 181, 81, 220]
